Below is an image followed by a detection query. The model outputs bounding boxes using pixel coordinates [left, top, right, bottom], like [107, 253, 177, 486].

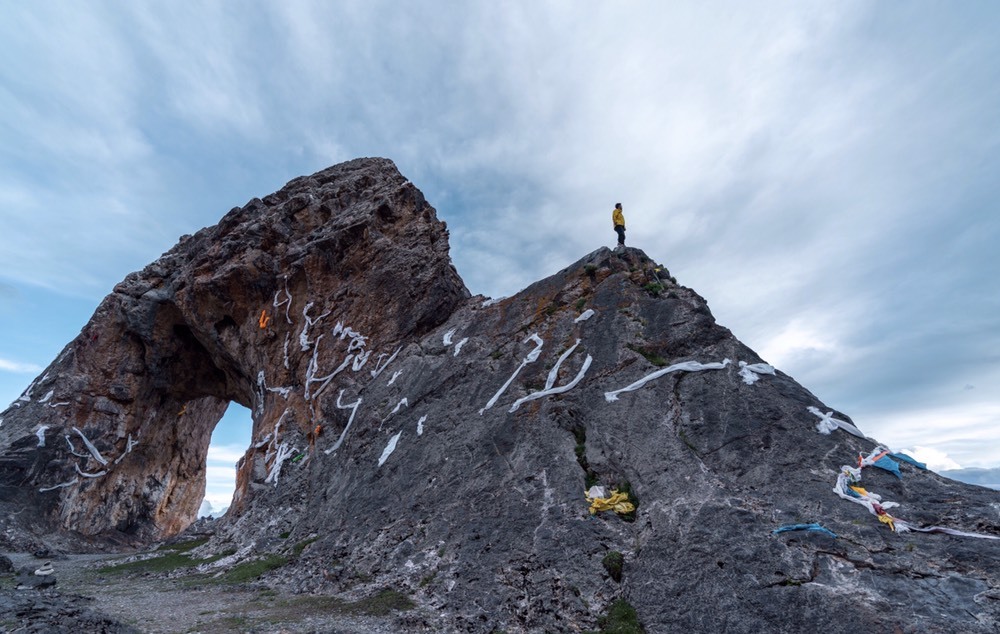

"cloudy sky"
[2, 2, 998, 512]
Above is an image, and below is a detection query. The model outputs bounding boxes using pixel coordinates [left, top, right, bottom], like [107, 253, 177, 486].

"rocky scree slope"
[1, 157, 998, 633]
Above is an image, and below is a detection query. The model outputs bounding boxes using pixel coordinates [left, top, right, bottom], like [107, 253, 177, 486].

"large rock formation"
[1, 158, 998, 632]
[0, 158, 466, 545]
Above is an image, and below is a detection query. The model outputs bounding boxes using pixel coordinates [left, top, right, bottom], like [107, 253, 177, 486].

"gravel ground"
[1, 552, 412, 633]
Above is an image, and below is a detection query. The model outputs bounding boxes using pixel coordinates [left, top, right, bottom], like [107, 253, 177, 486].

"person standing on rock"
[612, 203, 626, 248]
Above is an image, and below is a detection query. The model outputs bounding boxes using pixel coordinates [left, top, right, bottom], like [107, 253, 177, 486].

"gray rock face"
[1, 158, 998, 632]
[0, 589, 138, 633]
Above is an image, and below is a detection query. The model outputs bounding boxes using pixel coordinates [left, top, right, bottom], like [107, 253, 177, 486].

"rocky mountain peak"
[1, 158, 997, 632]
[0, 157, 467, 542]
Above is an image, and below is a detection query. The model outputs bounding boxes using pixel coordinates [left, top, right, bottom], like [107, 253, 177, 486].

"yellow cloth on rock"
[877, 513, 896, 532]
[586, 489, 635, 515]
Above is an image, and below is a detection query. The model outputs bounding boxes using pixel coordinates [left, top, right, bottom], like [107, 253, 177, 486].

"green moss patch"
[157, 537, 210, 553]
[602, 551, 624, 583]
[626, 345, 667, 367]
[216, 554, 289, 584]
[615, 480, 639, 522]
[597, 599, 645, 633]
[272, 589, 414, 618]
[642, 282, 663, 298]
[349, 588, 415, 616]
[291, 536, 319, 557]
[98, 544, 232, 576]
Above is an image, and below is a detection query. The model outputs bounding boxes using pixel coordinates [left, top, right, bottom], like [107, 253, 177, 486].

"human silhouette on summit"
[612, 203, 626, 249]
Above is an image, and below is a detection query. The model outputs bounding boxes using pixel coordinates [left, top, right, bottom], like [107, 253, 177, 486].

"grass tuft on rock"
[156, 537, 210, 553]
[217, 554, 289, 584]
[291, 536, 319, 557]
[642, 282, 663, 298]
[98, 544, 232, 576]
[597, 599, 645, 633]
[349, 588, 415, 616]
[616, 480, 639, 522]
[602, 551, 624, 583]
[626, 345, 667, 367]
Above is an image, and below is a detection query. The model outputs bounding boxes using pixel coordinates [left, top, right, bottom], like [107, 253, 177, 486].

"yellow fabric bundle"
[586, 489, 635, 516]
[877, 513, 896, 532]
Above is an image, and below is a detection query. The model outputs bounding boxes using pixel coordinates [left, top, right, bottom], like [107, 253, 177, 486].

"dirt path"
[2, 551, 409, 633]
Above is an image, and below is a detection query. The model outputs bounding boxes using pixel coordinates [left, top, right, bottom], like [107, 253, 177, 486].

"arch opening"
[199, 402, 253, 519]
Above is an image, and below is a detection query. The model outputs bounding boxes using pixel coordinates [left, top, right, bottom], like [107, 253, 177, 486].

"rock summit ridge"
[1, 158, 998, 633]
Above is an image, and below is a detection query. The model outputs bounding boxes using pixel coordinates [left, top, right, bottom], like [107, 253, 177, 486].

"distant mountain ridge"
[943, 467, 1000, 490]
[1, 158, 998, 633]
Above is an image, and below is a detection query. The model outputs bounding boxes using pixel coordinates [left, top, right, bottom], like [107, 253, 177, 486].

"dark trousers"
[614, 225, 626, 246]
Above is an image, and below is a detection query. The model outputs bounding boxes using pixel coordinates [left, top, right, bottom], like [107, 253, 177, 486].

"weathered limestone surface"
[0, 158, 466, 545]
[1, 158, 998, 633]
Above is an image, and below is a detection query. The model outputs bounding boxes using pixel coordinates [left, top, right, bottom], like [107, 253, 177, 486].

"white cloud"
[865, 403, 1000, 469]
[199, 495, 231, 518]
[122, 4, 267, 137]
[203, 465, 237, 514]
[2, 2, 999, 472]
[205, 464, 238, 481]
[897, 446, 962, 472]
[204, 452, 241, 514]
[0, 5, 172, 296]
[207, 444, 247, 465]
[760, 318, 840, 367]
[0, 358, 43, 374]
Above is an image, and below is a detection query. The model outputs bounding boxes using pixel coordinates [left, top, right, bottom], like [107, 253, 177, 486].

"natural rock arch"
[0, 158, 467, 544]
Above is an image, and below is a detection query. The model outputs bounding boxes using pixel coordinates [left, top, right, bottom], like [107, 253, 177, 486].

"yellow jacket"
[612, 207, 625, 227]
